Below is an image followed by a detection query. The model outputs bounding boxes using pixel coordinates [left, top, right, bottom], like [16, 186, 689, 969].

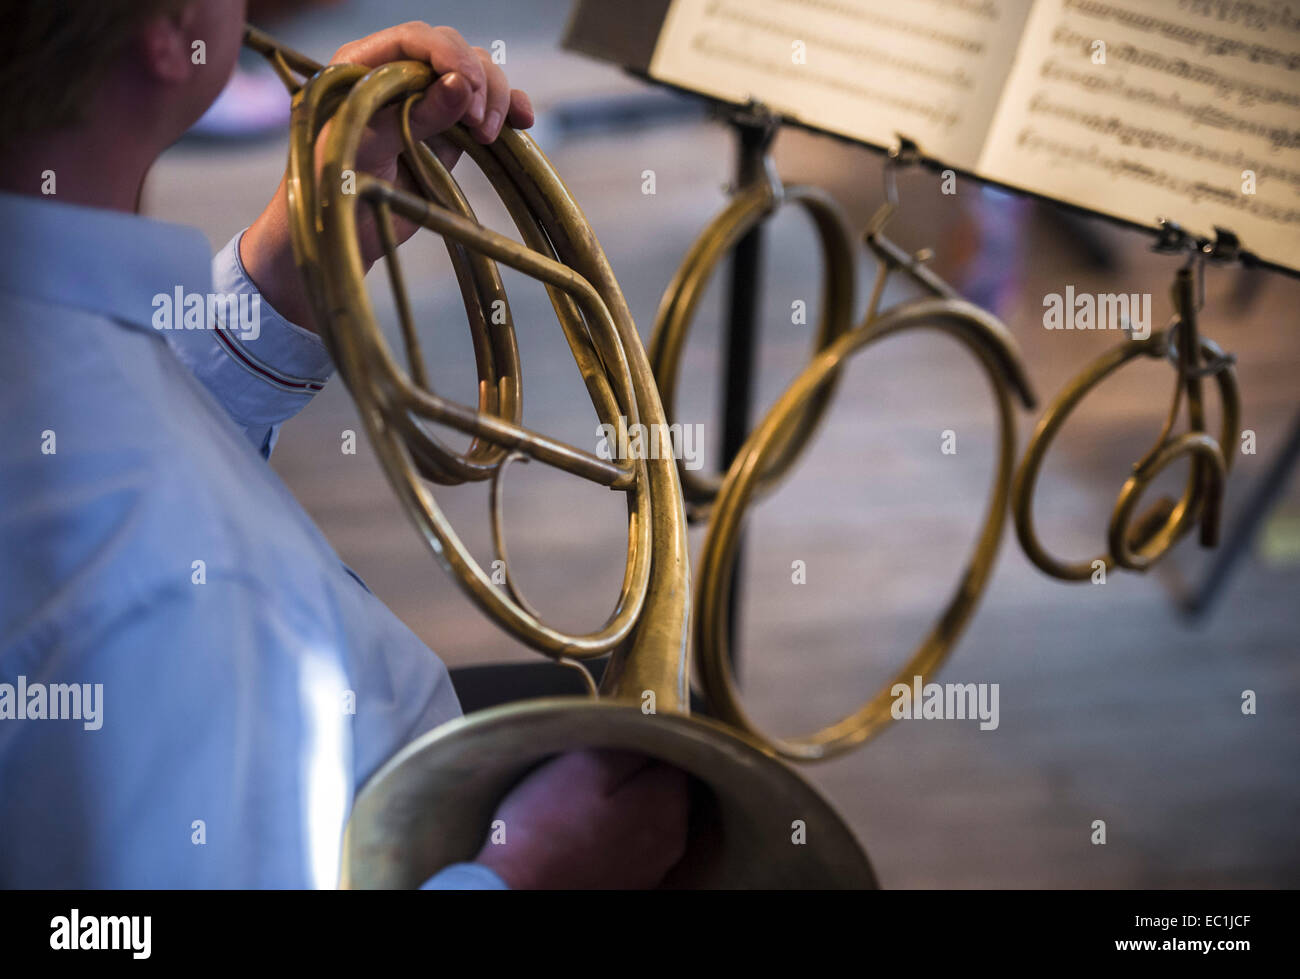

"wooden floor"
[147, 0, 1300, 887]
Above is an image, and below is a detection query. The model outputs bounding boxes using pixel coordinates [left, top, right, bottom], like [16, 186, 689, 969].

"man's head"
[0, 0, 248, 207]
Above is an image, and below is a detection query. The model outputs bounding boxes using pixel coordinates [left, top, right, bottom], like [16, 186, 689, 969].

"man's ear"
[137, 2, 204, 84]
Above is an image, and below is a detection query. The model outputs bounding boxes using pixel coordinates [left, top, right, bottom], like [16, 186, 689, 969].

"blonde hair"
[0, 0, 191, 140]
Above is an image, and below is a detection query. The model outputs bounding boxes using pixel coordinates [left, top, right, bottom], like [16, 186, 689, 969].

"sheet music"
[646, 0, 1300, 271]
[980, 0, 1300, 268]
[648, 0, 1036, 170]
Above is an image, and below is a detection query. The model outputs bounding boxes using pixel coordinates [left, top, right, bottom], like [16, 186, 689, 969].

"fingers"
[471, 47, 511, 143]
[350, 73, 472, 172]
[611, 763, 690, 863]
[330, 21, 535, 143]
[562, 748, 657, 794]
[507, 89, 535, 130]
[333, 22, 486, 110]
[402, 70, 474, 147]
[616, 761, 690, 811]
[332, 22, 487, 127]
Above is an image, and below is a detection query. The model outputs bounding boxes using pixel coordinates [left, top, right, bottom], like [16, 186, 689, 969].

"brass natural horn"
[649, 142, 1036, 761]
[245, 25, 877, 888]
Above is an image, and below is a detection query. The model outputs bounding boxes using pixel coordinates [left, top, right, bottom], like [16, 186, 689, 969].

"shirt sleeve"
[0, 575, 354, 888]
[422, 863, 510, 890]
[166, 230, 334, 459]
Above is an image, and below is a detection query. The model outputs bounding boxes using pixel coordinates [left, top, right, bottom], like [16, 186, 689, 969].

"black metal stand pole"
[1184, 406, 1300, 616]
[718, 111, 776, 679]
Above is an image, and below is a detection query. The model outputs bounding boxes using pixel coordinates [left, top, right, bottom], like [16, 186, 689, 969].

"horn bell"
[343, 699, 879, 889]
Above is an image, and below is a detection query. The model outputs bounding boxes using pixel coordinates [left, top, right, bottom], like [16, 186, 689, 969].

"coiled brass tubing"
[651, 146, 1037, 761]
[1012, 264, 1240, 581]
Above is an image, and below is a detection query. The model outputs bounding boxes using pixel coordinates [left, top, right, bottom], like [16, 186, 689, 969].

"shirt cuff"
[420, 863, 510, 890]
[168, 229, 334, 457]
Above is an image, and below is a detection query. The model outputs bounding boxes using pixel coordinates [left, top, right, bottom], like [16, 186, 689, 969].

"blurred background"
[146, 0, 1300, 887]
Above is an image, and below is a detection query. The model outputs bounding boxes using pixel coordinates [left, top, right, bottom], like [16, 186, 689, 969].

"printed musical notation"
[650, 0, 1034, 168]
[647, 0, 1300, 270]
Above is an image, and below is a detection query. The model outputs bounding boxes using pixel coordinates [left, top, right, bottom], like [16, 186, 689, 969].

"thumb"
[351, 72, 473, 173]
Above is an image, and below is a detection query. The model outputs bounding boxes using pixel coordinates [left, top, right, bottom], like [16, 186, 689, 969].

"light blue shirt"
[0, 191, 504, 889]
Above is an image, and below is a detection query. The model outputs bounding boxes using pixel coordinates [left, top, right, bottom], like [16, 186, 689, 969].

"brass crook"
[1013, 253, 1241, 581]
[647, 111, 857, 521]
